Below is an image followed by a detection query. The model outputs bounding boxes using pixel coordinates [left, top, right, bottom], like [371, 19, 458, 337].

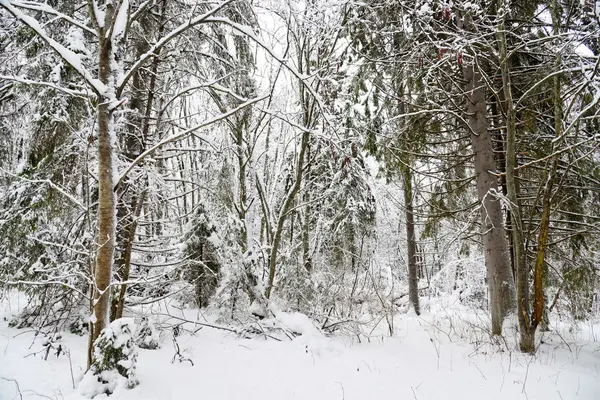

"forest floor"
[1, 292, 599, 400]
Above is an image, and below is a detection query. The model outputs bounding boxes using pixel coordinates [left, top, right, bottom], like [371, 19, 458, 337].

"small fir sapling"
[79, 318, 138, 397]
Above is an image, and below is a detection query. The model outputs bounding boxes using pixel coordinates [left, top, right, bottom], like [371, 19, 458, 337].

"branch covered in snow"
[116, 0, 237, 96]
[0, 0, 107, 95]
[8, 0, 97, 35]
[0, 75, 92, 98]
[116, 94, 269, 187]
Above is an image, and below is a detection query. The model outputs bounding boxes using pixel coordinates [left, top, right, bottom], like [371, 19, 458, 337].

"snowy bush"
[69, 313, 88, 336]
[7, 306, 37, 328]
[79, 318, 138, 397]
[135, 317, 159, 349]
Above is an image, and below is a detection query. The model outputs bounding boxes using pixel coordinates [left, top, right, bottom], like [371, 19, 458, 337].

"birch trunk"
[92, 5, 117, 349]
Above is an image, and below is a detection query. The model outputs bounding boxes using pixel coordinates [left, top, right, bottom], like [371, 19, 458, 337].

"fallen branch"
[156, 313, 239, 334]
[322, 319, 357, 332]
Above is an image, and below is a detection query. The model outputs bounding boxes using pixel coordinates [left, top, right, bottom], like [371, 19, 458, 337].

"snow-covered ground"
[1, 293, 599, 400]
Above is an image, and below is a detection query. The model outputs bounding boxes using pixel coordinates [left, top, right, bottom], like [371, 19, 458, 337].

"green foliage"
[89, 318, 139, 393]
[183, 205, 222, 308]
[562, 265, 595, 320]
[0, 124, 91, 330]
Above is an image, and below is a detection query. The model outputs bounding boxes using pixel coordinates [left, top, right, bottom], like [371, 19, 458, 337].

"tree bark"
[464, 62, 515, 335]
[110, 0, 169, 323]
[403, 164, 420, 315]
[530, 0, 563, 337]
[302, 139, 312, 274]
[91, 4, 117, 350]
[496, 2, 530, 351]
[265, 130, 309, 299]
[111, 193, 145, 320]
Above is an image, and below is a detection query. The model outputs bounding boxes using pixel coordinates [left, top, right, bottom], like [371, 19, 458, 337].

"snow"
[272, 309, 321, 336]
[50, 64, 62, 84]
[0, 0, 107, 95]
[1, 293, 598, 400]
[111, 0, 129, 41]
[79, 370, 125, 399]
[363, 155, 380, 178]
[102, 318, 136, 350]
[92, 0, 105, 29]
[462, 2, 481, 13]
[575, 43, 595, 58]
[67, 28, 89, 56]
[206, 231, 221, 247]
[417, 3, 432, 17]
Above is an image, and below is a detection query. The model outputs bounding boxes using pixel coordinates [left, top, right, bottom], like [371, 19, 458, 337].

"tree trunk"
[464, 62, 515, 335]
[302, 139, 312, 274]
[92, 15, 117, 351]
[496, 3, 531, 351]
[265, 130, 309, 299]
[403, 164, 420, 315]
[492, 98, 516, 281]
[111, 193, 145, 320]
[110, 1, 164, 321]
[531, 0, 563, 336]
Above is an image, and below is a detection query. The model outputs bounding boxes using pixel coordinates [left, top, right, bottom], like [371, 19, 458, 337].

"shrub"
[79, 318, 138, 398]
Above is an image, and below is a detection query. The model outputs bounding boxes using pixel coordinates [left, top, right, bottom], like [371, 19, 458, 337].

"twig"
[418, 316, 453, 343]
[321, 306, 335, 330]
[411, 386, 418, 400]
[335, 382, 345, 400]
[66, 349, 75, 389]
[522, 356, 532, 394]
[472, 361, 487, 380]
[156, 313, 240, 334]
[0, 376, 23, 400]
[171, 334, 194, 366]
[322, 319, 357, 332]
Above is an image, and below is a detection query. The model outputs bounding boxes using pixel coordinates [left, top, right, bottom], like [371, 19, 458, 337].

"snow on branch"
[108, 0, 129, 41]
[9, 0, 97, 36]
[0, 0, 107, 95]
[0, 167, 87, 210]
[554, 83, 600, 143]
[116, 94, 269, 187]
[0, 278, 90, 299]
[129, 0, 151, 24]
[203, 16, 326, 111]
[0, 74, 92, 98]
[158, 73, 235, 114]
[116, 0, 236, 96]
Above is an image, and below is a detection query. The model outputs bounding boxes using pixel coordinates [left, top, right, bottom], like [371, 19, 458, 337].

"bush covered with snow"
[79, 318, 139, 397]
[135, 317, 159, 349]
[69, 312, 89, 336]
